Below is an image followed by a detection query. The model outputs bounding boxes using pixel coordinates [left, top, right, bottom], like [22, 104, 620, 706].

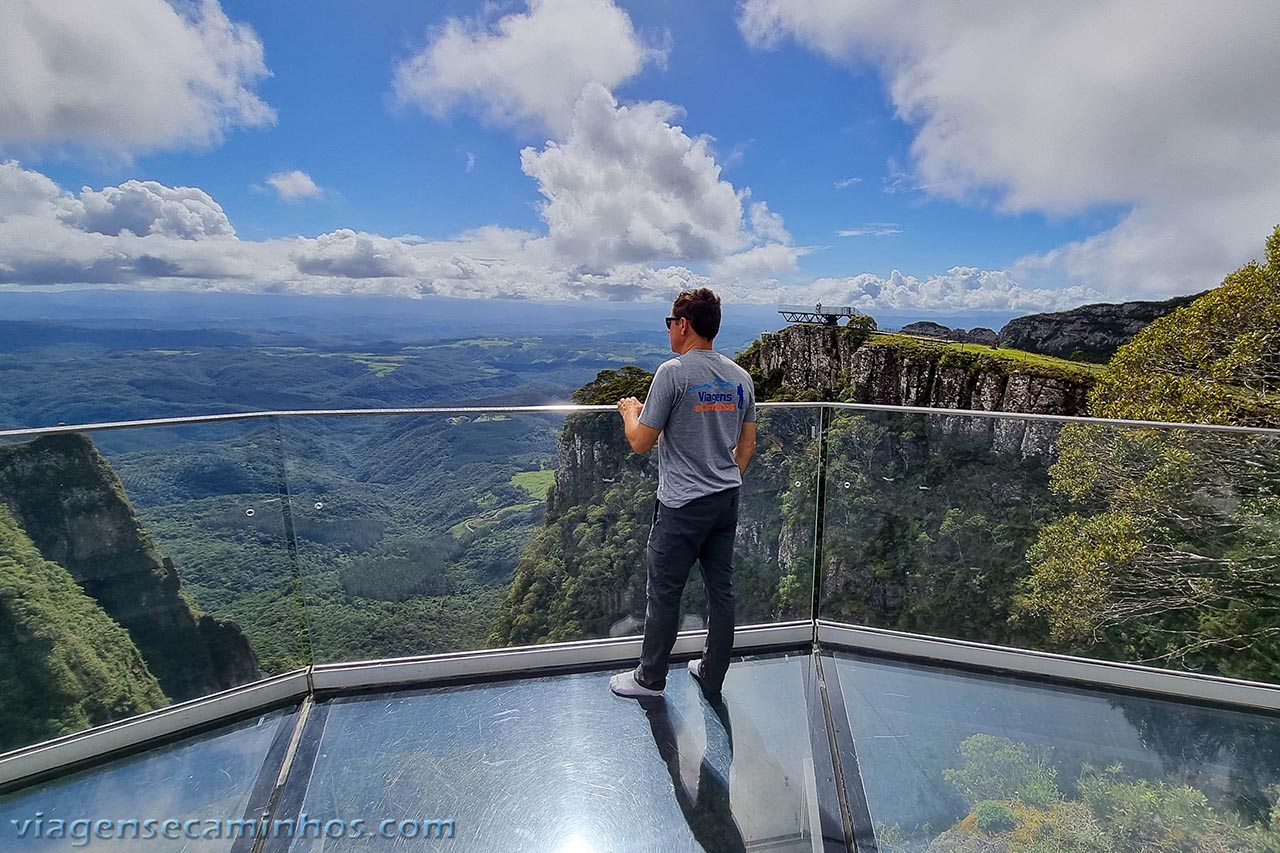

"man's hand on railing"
[618, 397, 659, 454]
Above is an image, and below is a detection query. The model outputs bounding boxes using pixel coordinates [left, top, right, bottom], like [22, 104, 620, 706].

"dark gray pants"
[636, 487, 739, 692]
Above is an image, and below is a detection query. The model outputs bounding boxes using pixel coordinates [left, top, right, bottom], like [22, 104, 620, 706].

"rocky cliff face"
[546, 412, 651, 520]
[741, 324, 1091, 413]
[0, 434, 260, 702]
[997, 292, 1203, 361]
[739, 325, 1094, 459]
[0, 503, 168, 752]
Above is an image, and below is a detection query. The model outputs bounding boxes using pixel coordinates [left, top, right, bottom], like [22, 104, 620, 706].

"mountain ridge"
[995, 292, 1206, 361]
[0, 434, 260, 705]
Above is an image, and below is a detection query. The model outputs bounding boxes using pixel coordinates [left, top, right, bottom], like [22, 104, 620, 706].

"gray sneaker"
[687, 659, 718, 695]
[610, 669, 663, 698]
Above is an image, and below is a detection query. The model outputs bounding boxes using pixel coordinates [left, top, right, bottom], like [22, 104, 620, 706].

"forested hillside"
[0, 504, 166, 753]
[1023, 226, 1280, 680]
[0, 435, 259, 701]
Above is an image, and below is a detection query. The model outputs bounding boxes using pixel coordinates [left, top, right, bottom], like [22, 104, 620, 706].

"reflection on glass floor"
[273, 652, 821, 852]
[6, 649, 1280, 852]
[830, 651, 1280, 851]
[0, 708, 295, 851]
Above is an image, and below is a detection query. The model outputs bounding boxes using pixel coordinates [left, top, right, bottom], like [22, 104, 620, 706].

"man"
[610, 288, 757, 699]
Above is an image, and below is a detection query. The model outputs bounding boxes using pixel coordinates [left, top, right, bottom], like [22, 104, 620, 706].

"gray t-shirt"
[639, 348, 757, 508]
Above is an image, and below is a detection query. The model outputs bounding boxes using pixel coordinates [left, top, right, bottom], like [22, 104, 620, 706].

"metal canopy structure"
[778, 303, 865, 326]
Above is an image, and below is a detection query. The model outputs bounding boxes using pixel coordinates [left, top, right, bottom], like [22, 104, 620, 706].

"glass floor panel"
[274, 652, 822, 852]
[0, 707, 295, 851]
[829, 652, 1280, 852]
[9, 649, 1280, 852]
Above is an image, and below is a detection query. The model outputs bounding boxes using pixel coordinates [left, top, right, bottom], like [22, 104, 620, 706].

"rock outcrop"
[901, 322, 998, 346]
[901, 321, 953, 337]
[0, 434, 260, 703]
[741, 324, 1091, 414]
[958, 327, 998, 345]
[741, 324, 1094, 459]
[997, 292, 1204, 361]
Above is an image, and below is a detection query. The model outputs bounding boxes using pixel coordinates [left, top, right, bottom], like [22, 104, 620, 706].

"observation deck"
[1, 403, 1278, 851]
[777, 305, 867, 326]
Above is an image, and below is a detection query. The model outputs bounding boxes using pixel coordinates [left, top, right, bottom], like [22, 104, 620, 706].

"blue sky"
[0, 1, 1277, 314]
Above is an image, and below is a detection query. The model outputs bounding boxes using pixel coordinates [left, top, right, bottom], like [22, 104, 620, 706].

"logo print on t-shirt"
[690, 377, 739, 413]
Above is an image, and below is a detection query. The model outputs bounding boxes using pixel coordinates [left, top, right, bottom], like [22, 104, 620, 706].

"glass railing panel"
[529, 404, 821, 644]
[279, 406, 819, 665]
[272, 651, 821, 851]
[738, 405, 823, 625]
[0, 706, 296, 850]
[0, 420, 307, 756]
[818, 409, 1280, 684]
[829, 651, 1280, 851]
[817, 408, 1062, 645]
[279, 411, 566, 663]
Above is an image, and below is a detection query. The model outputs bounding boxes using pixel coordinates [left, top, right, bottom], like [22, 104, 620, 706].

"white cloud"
[0, 162, 1097, 315]
[834, 177, 861, 189]
[292, 229, 417, 278]
[520, 83, 747, 269]
[266, 170, 323, 202]
[0, 0, 273, 154]
[881, 159, 924, 195]
[390, 2, 796, 287]
[0, 160, 61, 218]
[739, 0, 1280, 298]
[837, 223, 900, 237]
[720, 141, 752, 171]
[709, 199, 804, 284]
[392, 0, 662, 135]
[0, 161, 695, 299]
[766, 267, 1101, 314]
[711, 244, 805, 283]
[60, 180, 235, 239]
[748, 201, 790, 245]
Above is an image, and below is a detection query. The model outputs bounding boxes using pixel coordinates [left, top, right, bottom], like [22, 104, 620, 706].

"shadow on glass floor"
[0, 707, 297, 851]
[828, 651, 1280, 852]
[269, 652, 824, 852]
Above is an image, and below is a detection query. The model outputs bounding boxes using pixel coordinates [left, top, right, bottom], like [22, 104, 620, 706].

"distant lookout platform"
[778, 304, 867, 326]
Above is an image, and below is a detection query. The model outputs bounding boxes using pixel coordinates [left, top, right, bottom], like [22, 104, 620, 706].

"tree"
[1022, 226, 1280, 678]
[1090, 225, 1280, 427]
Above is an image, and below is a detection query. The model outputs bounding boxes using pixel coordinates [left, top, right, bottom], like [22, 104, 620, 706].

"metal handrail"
[2, 401, 1278, 440]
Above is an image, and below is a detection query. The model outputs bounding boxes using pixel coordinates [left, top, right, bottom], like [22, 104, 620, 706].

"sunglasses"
[665, 316, 683, 329]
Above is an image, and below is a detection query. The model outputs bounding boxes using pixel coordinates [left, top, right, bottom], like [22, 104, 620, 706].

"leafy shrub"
[973, 800, 1015, 832]
[1076, 764, 1257, 851]
[944, 734, 1061, 809]
[933, 743, 1280, 853]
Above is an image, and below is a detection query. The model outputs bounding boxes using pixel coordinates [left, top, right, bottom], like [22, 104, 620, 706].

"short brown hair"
[672, 288, 721, 340]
